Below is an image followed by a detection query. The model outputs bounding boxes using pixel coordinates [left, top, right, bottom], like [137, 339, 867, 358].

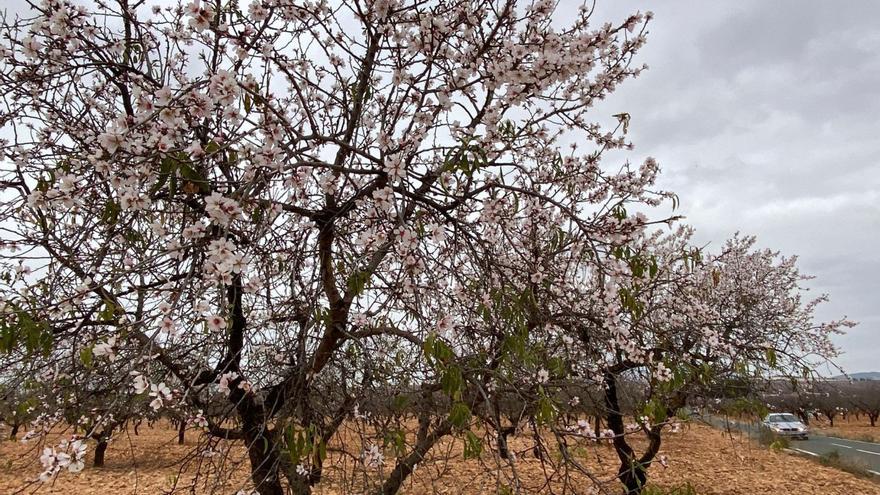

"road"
[705, 416, 880, 475]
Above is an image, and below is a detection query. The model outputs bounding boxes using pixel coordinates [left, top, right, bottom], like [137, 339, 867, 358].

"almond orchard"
[0, 1, 854, 494]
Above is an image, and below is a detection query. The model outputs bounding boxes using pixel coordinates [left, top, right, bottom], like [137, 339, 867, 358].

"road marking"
[831, 443, 853, 449]
[791, 448, 819, 457]
[821, 436, 880, 446]
[856, 449, 880, 456]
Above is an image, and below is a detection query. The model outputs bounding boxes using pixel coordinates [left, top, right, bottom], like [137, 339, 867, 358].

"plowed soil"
[1, 421, 877, 494]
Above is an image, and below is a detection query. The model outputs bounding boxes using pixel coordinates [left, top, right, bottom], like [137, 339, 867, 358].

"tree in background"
[845, 380, 880, 427]
[453, 215, 851, 493]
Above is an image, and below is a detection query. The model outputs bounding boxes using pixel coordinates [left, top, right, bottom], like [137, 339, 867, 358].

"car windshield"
[768, 414, 799, 423]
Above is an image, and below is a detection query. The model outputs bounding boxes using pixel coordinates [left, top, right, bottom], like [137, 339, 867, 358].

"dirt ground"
[1, 421, 878, 494]
[810, 416, 880, 443]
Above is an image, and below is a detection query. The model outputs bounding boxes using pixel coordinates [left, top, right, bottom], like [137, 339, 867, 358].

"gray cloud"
[586, 0, 880, 372]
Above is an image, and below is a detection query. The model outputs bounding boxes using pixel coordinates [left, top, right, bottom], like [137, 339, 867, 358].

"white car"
[762, 413, 809, 440]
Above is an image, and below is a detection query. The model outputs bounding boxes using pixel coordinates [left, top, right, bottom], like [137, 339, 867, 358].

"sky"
[584, 0, 880, 373]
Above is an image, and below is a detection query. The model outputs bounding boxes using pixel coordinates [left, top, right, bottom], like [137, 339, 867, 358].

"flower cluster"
[149, 383, 173, 411]
[38, 439, 87, 481]
[205, 239, 248, 283]
[205, 193, 243, 226]
[362, 444, 384, 469]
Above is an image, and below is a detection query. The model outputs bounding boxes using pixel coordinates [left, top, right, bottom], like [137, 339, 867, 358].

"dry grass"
[1, 421, 878, 494]
[811, 416, 880, 443]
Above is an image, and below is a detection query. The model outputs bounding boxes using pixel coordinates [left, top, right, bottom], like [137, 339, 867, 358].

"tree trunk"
[618, 465, 648, 495]
[93, 440, 108, 467]
[178, 420, 186, 445]
[244, 427, 285, 495]
[870, 413, 878, 427]
[9, 423, 19, 440]
[798, 410, 811, 425]
[604, 372, 647, 494]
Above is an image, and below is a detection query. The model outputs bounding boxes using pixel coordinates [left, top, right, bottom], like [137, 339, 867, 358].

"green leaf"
[424, 335, 455, 367]
[346, 270, 370, 297]
[765, 348, 778, 369]
[149, 156, 176, 195]
[204, 140, 220, 155]
[548, 356, 566, 377]
[36, 176, 51, 193]
[99, 299, 120, 322]
[100, 201, 120, 225]
[244, 93, 252, 114]
[168, 172, 178, 196]
[179, 162, 211, 194]
[448, 402, 471, 428]
[463, 430, 483, 459]
[80, 346, 93, 368]
[317, 439, 327, 461]
[536, 395, 557, 425]
[643, 398, 668, 424]
[441, 365, 463, 398]
[385, 429, 407, 457]
[0, 307, 52, 356]
[251, 206, 264, 224]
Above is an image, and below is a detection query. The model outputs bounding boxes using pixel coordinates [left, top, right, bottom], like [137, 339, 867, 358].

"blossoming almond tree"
[452, 218, 853, 493]
[586, 232, 853, 493]
[0, 0, 663, 493]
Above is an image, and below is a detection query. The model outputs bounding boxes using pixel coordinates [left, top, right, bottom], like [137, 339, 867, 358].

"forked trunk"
[603, 371, 665, 495]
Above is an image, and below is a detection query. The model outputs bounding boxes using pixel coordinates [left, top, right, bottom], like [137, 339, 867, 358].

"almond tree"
[811, 381, 846, 426]
[847, 380, 880, 427]
[452, 220, 852, 493]
[0, 0, 659, 493]
[587, 233, 852, 493]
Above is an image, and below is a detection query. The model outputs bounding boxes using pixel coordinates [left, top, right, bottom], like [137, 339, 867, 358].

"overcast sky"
[585, 1, 880, 373]
[3, 0, 875, 372]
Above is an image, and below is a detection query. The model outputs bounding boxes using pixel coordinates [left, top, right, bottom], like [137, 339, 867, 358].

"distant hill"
[832, 371, 880, 381]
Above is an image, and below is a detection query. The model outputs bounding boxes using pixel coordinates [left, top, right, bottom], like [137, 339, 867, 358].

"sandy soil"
[1, 421, 878, 494]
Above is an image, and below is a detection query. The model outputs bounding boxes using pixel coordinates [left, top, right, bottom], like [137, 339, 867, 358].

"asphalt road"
[706, 416, 880, 475]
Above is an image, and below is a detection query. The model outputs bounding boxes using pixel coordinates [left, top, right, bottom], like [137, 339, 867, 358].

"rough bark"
[93, 440, 108, 468]
[242, 421, 284, 495]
